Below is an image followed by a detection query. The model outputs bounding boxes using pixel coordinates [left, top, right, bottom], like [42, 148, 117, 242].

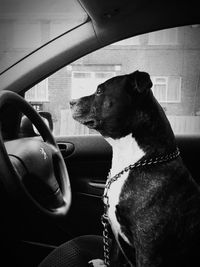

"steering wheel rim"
[0, 90, 71, 217]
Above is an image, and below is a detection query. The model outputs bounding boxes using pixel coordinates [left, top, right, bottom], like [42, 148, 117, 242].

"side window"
[25, 79, 48, 102]
[148, 28, 178, 45]
[71, 71, 116, 98]
[25, 66, 118, 136]
[25, 25, 200, 136]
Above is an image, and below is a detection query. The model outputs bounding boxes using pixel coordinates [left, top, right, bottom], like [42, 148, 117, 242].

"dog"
[70, 70, 200, 267]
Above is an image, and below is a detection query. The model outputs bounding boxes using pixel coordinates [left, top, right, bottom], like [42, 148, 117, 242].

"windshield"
[0, 0, 87, 73]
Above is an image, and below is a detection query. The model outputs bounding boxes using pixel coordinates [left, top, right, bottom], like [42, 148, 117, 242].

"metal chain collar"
[101, 147, 180, 266]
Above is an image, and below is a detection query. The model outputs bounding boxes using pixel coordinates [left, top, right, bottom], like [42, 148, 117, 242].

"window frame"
[151, 76, 181, 103]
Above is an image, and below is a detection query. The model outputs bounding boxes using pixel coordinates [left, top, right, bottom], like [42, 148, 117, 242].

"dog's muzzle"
[70, 99, 102, 130]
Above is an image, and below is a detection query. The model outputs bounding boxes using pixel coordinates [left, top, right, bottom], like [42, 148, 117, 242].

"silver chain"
[101, 148, 180, 266]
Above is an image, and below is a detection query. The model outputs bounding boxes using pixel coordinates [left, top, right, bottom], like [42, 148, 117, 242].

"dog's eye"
[96, 87, 103, 96]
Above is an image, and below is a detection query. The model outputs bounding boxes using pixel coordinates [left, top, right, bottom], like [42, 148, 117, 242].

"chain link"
[101, 147, 180, 266]
[101, 214, 110, 266]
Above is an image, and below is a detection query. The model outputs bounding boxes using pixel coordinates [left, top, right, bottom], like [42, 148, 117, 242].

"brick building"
[0, 17, 200, 136]
[27, 25, 200, 136]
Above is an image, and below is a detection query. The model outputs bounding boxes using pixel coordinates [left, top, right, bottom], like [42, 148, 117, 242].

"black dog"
[70, 70, 200, 267]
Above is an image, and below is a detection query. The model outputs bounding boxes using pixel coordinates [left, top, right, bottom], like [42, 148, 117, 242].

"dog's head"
[70, 70, 153, 139]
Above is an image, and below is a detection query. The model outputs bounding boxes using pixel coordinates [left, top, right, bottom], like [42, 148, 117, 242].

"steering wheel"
[0, 90, 71, 217]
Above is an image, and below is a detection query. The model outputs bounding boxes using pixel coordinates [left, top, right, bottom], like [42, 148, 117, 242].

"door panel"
[55, 135, 112, 237]
[56, 135, 112, 195]
[55, 134, 200, 238]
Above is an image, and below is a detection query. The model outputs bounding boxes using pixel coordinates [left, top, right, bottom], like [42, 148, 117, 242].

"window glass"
[0, 0, 87, 73]
[148, 28, 178, 45]
[26, 79, 48, 102]
[151, 76, 181, 103]
[112, 35, 140, 45]
[71, 71, 116, 98]
[25, 25, 200, 136]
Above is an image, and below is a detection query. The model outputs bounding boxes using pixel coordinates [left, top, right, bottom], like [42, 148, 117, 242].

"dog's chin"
[83, 119, 98, 129]
[73, 115, 100, 130]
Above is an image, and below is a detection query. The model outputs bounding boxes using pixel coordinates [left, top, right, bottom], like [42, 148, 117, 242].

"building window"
[25, 79, 49, 102]
[148, 28, 178, 45]
[71, 71, 116, 98]
[152, 76, 181, 103]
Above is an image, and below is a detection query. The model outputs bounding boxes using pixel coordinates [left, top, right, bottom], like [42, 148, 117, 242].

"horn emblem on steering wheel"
[40, 147, 48, 160]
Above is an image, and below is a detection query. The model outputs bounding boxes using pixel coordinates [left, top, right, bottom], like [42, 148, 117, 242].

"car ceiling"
[81, 0, 199, 40]
[0, 0, 199, 93]
[82, 0, 199, 25]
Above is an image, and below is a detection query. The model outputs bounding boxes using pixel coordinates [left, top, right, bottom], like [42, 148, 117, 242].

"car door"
[55, 135, 112, 237]
[23, 24, 200, 241]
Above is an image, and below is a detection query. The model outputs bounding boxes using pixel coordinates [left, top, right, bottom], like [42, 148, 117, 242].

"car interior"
[0, 0, 200, 266]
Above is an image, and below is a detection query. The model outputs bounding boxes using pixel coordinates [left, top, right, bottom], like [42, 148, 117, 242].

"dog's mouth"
[71, 107, 101, 129]
[83, 119, 100, 129]
[73, 116, 100, 129]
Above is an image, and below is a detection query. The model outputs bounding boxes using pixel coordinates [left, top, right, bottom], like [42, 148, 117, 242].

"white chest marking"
[105, 134, 145, 244]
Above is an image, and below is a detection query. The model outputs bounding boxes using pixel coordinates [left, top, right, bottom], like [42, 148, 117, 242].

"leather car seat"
[38, 235, 104, 267]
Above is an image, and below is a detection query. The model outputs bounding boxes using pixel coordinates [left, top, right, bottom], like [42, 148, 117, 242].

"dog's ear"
[129, 70, 153, 93]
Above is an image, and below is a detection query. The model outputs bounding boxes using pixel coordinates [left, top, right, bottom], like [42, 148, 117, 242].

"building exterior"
[27, 25, 200, 136]
[0, 16, 200, 136]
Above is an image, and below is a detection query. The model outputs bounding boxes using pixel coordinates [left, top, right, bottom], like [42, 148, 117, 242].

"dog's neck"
[106, 134, 145, 177]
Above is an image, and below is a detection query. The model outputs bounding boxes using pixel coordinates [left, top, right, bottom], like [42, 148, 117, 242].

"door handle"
[57, 142, 75, 157]
[88, 181, 105, 189]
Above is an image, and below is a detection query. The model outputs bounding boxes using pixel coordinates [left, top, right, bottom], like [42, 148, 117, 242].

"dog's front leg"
[88, 259, 106, 267]
[109, 237, 131, 267]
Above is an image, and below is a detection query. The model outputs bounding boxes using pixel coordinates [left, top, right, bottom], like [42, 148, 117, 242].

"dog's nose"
[70, 99, 77, 108]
